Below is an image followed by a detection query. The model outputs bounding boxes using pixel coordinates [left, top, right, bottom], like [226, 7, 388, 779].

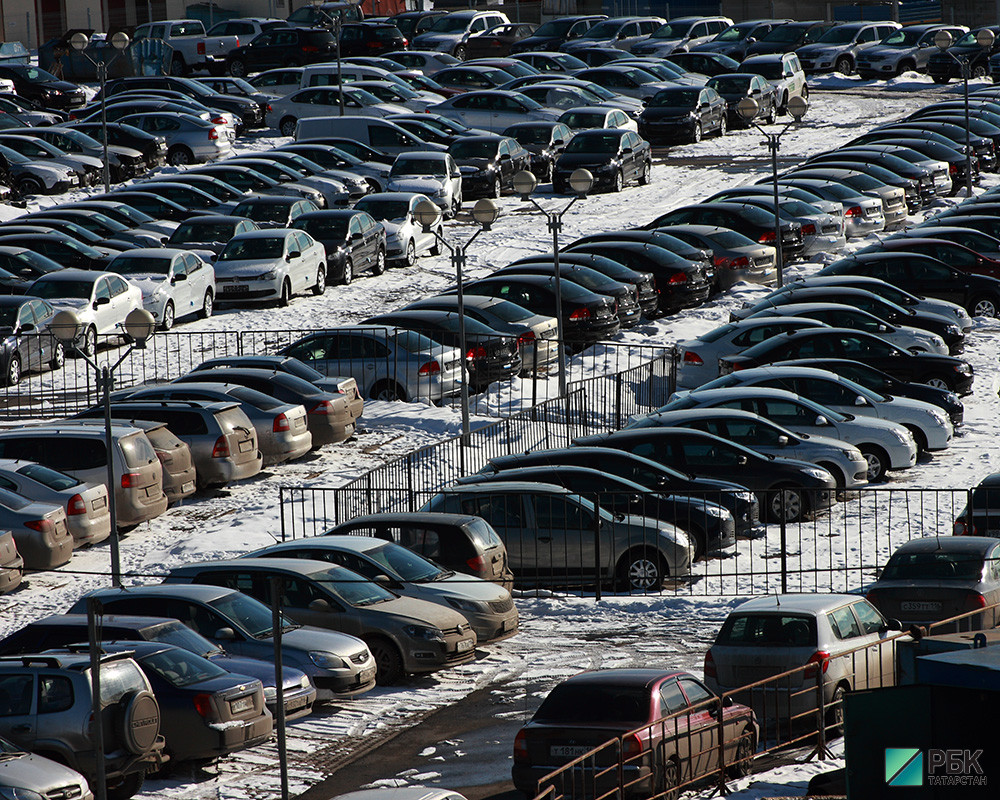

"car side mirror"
[214, 626, 236, 641]
[373, 574, 395, 587]
[736, 455, 748, 465]
[747, 37, 757, 44]
[308, 598, 331, 612]
[499, 153, 511, 161]
[94, 296, 110, 307]
[173, 273, 187, 282]
[641, 97, 649, 106]
[288, 249, 302, 258]
[351, 232, 363, 240]
[885, 617, 902, 632]
[855, 395, 867, 406]
[452, 171, 461, 178]
[777, 435, 789, 447]
[617, 31, 628, 40]
[815, 415, 828, 426]
[208, 253, 218, 262]
[18, 323, 33, 333]
[622, 146, 633, 154]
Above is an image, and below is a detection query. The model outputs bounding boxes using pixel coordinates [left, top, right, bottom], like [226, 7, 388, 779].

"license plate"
[456, 638, 474, 653]
[181, 481, 195, 494]
[551, 745, 591, 758]
[239, 440, 254, 453]
[901, 601, 942, 612]
[92, 496, 106, 510]
[230, 696, 254, 714]
[221, 284, 249, 294]
[286, 695, 308, 710]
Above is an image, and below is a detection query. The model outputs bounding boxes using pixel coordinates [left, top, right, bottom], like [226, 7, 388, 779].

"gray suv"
[0, 651, 164, 799]
[795, 21, 901, 74]
[856, 24, 967, 79]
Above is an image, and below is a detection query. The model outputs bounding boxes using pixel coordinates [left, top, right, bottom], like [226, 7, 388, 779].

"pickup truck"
[133, 19, 241, 76]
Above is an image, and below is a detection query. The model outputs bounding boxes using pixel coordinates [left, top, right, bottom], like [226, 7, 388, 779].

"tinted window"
[828, 605, 863, 640]
[534, 683, 648, 725]
[0, 674, 32, 715]
[716, 613, 817, 646]
[38, 676, 73, 714]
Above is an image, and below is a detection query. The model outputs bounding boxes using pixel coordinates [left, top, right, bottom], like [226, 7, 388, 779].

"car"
[859, 237, 1000, 281]
[0, 93, 64, 126]
[339, 23, 408, 57]
[0, 485, 72, 569]
[666, 51, 741, 76]
[553, 128, 651, 194]
[0, 65, 86, 109]
[745, 20, 837, 57]
[795, 21, 901, 75]
[448, 135, 531, 199]
[273, 142, 392, 190]
[0, 225, 124, 265]
[390, 113, 474, 146]
[164, 557, 477, 685]
[71, 584, 377, 701]
[561, 17, 666, 54]
[631, 15, 734, 57]
[572, 65, 676, 102]
[0, 142, 80, 195]
[655, 224, 776, 290]
[89, 191, 192, 223]
[232, 152, 364, 207]
[647, 202, 804, 258]
[2, 126, 144, 183]
[0, 296, 66, 386]
[213, 228, 327, 306]
[626, 408, 869, 490]
[704, 594, 899, 736]
[510, 51, 589, 74]
[225, 27, 338, 77]
[115, 112, 232, 166]
[267, 86, 409, 135]
[104, 249, 215, 331]
[705, 73, 778, 126]
[658, 386, 918, 482]
[516, 83, 623, 118]
[422, 480, 693, 590]
[345, 80, 444, 113]
[411, 10, 511, 60]
[384, 49, 460, 76]
[866, 537, 1000, 632]
[63, 120, 168, 172]
[856, 24, 967, 79]
[465, 23, 537, 59]
[512, 669, 757, 797]
[926, 26, 1000, 83]
[638, 85, 727, 143]
[387, 151, 463, 218]
[291, 209, 386, 284]
[285, 1, 363, 28]
[165, 214, 259, 257]
[248, 66, 305, 96]
[509, 16, 608, 54]
[354, 192, 441, 267]
[0, 735, 92, 800]
[206, 16, 285, 39]
[558, 106, 637, 134]
[0, 133, 100, 184]
[278, 326, 464, 403]
[247, 536, 518, 642]
[738, 53, 808, 113]
[428, 90, 559, 134]
[0, 458, 110, 548]
[782, 167, 909, 227]
[897, 224, 1000, 259]
[692, 19, 791, 60]
[955, 473, 1000, 537]
[386, 12, 449, 41]
[23, 208, 162, 250]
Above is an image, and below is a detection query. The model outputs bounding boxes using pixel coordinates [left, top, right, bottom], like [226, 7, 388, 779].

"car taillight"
[467, 554, 486, 571]
[954, 516, 975, 536]
[192, 693, 213, 718]
[211, 116, 226, 125]
[965, 592, 987, 611]
[513, 729, 529, 762]
[682, 350, 703, 365]
[669, 272, 687, 284]
[273, 413, 291, 432]
[731, 361, 745, 371]
[759, 231, 776, 243]
[466, 345, 487, 361]
[266, 104, 272, 113]
[208, 128, 219, 140]
[801, 223, 816, 235]
[24, 519, 53, 533]
[418, 360, 441, 375]
[517, 331, 535, 347]
[197, 42, 206, 55]
[845, 206, 862, 217]
[568, 307, 591, 320]
[67, 494, 88, 516]
[804, 650, 831, 679]
[310, 400, 335, 415]
[715, 255, 749, 269]
[120, 473, 140, 489]
[949, 163, 958, 175]
[621, 733, 643, 758]
[402, 38, 408, 46]
[212, 436, 230, 458]
[704, 649, 716, 679]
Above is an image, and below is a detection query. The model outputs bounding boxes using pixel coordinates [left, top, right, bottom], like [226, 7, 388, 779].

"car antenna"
[775, 594, 780, 607]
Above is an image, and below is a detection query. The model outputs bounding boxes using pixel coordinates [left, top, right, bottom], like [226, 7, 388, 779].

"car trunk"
[867, 584, 985, 626]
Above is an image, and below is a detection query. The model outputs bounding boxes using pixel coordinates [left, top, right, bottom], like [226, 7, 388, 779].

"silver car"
[661, 385, 918, 482]
[707, 195, 845, 257]
[267, 86, 409, 136]
[386, 151, 463, 218]
[0, 459, 110, 548]
[855, 24, 968, 79]
[105, 248, 216, 330]
[213, 228, 327, 307]
[116, 112, 233, 166]
[774, 178, 885, 238]
[247, 537, 519, 643]
[784, 167, 908, 229]
[654, 224, 776, 290]
[354, 192, 441, 266]
[0, 486, 72, 569]
[795, 21, 901, 74]
[0, 735, 93, 800]
[625, 408, 869, 489]
[675, 317, 830, 389]
[427, 91, 560, 135]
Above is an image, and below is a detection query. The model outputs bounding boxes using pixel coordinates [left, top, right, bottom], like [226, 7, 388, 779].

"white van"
[294, 116, 447, 155]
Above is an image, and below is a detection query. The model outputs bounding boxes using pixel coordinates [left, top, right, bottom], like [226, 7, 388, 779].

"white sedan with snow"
[213, 229, 327, 307]
[386, 152, 463, 219]
[106, 249, 216, 330]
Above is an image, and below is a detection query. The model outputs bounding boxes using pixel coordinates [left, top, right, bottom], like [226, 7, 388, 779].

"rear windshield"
[146, 621, 222, 657]
[16, 463, 80, 491]
[99, 659, 147, 705]
[881, 550, 985, 581]
[534, 683, 648, 725]
[466, 517, 503, 548]
[119, 433, 157, 468]
[716, 613, 818, 647]
[0, 486, 29, 511]
[141, 647, 227, 687]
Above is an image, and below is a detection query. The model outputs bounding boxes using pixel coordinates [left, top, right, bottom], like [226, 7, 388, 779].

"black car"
[851, 135, 973, 194]
[927, 27, 1000, 82]
[928, 214, 1000, 243]
[502, 121, 573, 182]
[118, 182, 227, 216]
[462, 464, 735, 558]
[339, 23, 408, 57]
[187, 163, 281, 195]
[562, 241, 712, 314]
[493, 262, 641, 326]
[705, 73, 778, 125]
[787, 161, 923, 212]
[720, 327, 975, 394]
[573, 427, 837, 523]
[665, 52, 741, 76]
[0, 233, 111, 271]
[801, 151, 935, 205]
[275, 142, 389, 189]
[903, 224, 1000, 257]
[226, 27, 338, 77]
[465, 23, 538, 59]
[773, 358, 964, 427]
[386, 10, 448, 39]
[90, 191, 193, 222]
[638, 86, 728, 144]
[692, 19, 789, 60]
[24, 209, 161, 250]
[745, 20, 835, 56]
[0, 296, 64, 385]
[647, 202, 805, 257]
[572, 229, 712, 265]
[819, 250, 1000, 319]
[363, 309, 521, 390]
[291, 209, 386, 284]
[865, 122, 996, 173]
[64, 121, 166, 171]
[0, 246, 63, 289]
[553, 129, 651, 194]
[462, 272, 619, 350]
[509, 16, 606, 54]
[166, 215, 259, 255]
[0, 65, 86, 110]
[447, 135, 531, 199]
[101, 76, 264, 129]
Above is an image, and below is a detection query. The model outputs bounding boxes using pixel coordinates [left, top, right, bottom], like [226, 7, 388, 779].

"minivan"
[295, 116, 446, 154]
[0, 425, 167, 529]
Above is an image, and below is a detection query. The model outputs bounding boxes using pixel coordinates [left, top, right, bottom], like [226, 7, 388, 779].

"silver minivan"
[0, 425, 167, 529]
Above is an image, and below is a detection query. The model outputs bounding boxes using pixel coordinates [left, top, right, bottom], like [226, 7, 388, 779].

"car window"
[94, 278, 111, 302]
[679, 677, 713, 707]
[0, 674, 33, 715]
[461, 493, 524, 528]
[828, 605, 864, 640]
[718, 613, 816, 646]
[99, 659, 146, 706]
[533, 495, 589, 530]
[851, 600, 887, 636]
[659, 679, 687, 714]
[38, 675, 73, 714]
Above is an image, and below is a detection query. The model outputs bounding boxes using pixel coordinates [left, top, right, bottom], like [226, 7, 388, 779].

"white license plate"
[221, 284, 249, 294]
[456, 638, 474, 653]
[286, 695, 309, 710]
[181, 481, 195, 494]
[239, 440, 254, 453]
[901, 601, 942, 612]
[551, 745, 591, 758]
[230, 696, 254, 714]
[92, 496, 106, 510]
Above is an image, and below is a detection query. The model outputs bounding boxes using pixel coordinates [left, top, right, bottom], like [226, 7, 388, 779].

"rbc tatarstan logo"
[886, 748, 923, 787]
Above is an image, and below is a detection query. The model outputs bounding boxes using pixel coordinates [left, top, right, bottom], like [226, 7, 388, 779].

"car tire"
[228, 58, 247, 78]
[764, 102, 776, 124]
[198, 290, 213, 319]
[827, 684, 848, 738]
[903, 425, 928, 454]
[616, 547, 665, 592]
[717, 114, 727, 137]
[859, 445, 889, 483]
[454, 44, 467, 61]
[659, 756, 680, 800]
[491, 176, 502, 198]
[612, 169, 624, 193]
[922, 373, 953, 391]
[341, 258, 354, 285]
[16, 176, 43, 196]
[159, 301, 175, 331]
[368, 636, 405, 685]
[74, 326, 97, 359]
[429, 229, 442, 255]
[767, 485, 807, 523]
[118, 690, 160, 754]
[932, 75, 951, 84]
[896, 59, 915, 76]
[4, 353, 20, 387]
[971, 295, 998, 317]
[974, 64, 988, 79]
[638, 160, 651, 185]
[169, 54, 187, 77]
[834, 56, 853, 76]
[404, 239, 416, 266]
[370, 379, 405, 401]
[278, 279, 292, 307]
[818, 462, 847, 489]
[167, 145, 193, 166]
[312, 265, 326, 295]
[279, 117, 297, 137]
[372, 247, 386, 276]
[726, 729, 756, 778]
[691, 122, 702, 143]
[450, 197, 462, 219]
[106, 772, 144, 800]
[49, 341, 65, 371]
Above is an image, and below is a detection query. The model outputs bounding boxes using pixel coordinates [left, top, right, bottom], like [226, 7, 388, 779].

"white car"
[387, 152, 463, 219]
[353, 192, 442, 267]
[267, 86, 410, 136]
[739, 53, 808, 114]
[105, 248, 216, 330]
[558, 106, 638, 133]
[385, 50, 462, 75]
[427, 91, 560, 134]
[26, 269, 143, 358]
[213, 229, 327, 307]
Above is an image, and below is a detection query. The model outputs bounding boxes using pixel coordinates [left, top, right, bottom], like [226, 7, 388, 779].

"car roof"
[644, 408, 770, 424]
[687, 386, 805, 402]
[23, 613, 178, 630]
[89, 584, 236, 602]
[333, 512, 486, 527]
[891, 536, 1000, 555]
[732, 593, 865, 614]
[441, 481, 573, 495]
[269, 536, 383, 555]
[173, 557, 341, 576]
[559, 668, 688, 688]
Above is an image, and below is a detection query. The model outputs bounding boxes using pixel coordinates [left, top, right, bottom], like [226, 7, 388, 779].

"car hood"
[0, 751, 88, 790]
[805, 433, 866, 453]
[20, 162, 73, 178]
[211, 653, 308, 690]
[370, 594, 471, 629]
[279, 625, 371, 654]
[387, 177, 446, 194]
[413, 33, 462, 45]
[557, 152, 622, 169]
[796, 43, 845, 56]
[128, 275, 171, 293]
[411, 572, 510, 603]
[214, 258, 284, 275]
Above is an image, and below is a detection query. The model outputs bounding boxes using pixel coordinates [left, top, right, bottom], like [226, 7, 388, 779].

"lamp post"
[511, 168, 593, 398]
[69, 31, 130, 193]
[51, 308, 156, 588]
[935, 28, 995, 198]
[414, 197, 500, 451]
[736, 95, 809, 288]
[312, 0, 359, 117]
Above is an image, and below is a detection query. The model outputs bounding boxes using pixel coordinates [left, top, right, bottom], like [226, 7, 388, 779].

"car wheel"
[491, 176, 502, 198]
[341, 258, 354, 285]
[106, 772, 144, 800]
[767, 486, 806, 523]
[16, 176, 43, 196]
[312, 265, 326, 295]
[372, 247, 386, 276]
[4, 353, 20, 387]
[370, 379, 405, 401]
[896, 59, 915, 76]
[727, 729, 756, 778]
[198, 290, 213, 319]
[73, 326, 97, 359]
[922, 374, 953, 391]
[638, 160, 651, 185]
[659, 756, 680, 800]
[279, 117, 297, 137]
[612, 169, 624, 193]
[429, 231, 442, 256]
[228, 58, 247, 78]
[904, 425, 928, 454]
[859, 445, 889, 483]
[368, 637, 405, 685]
[691, 122, 702, 143]
[159, 301, 175, 331]
[616, 548, 665, 592]
[717, 114, 727, 136]
[278, 279, 291, 307]
[167, 146, 193, 166]
[834, 55, 853, 75]
[451, 197, 462, 218]
[404, 239, 416, 266]
[764, 102, 776, 124]
[827, 684, 848, 738]
[169, 54, 187, 76]
[454, 44, 467, 61]
[971, 295, 998, 317]
[49, 341, 65, 371]
[974, 64, 988, 79]
[545, 160, 554, 182]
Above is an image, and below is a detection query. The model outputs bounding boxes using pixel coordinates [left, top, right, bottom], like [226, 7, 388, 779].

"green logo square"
[886, 748, 923, 786]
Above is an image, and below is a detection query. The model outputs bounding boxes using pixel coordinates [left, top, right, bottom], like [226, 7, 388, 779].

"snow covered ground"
[1, 72, 997, 798]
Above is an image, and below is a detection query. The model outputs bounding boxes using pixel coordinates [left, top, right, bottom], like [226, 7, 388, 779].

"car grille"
[46, 787, 83, 800]
[442, 623, 472, 637]
[489, 596, 514, 613]
[349, 650, 369, 665]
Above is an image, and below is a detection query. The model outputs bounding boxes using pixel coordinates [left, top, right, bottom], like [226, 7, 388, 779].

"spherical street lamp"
[123, 308, 156, 347]
[736, 97, 759, 123]
[471, 198, 499, 230]
[513, 170, 537, 200]
[569, 168, 594, 196]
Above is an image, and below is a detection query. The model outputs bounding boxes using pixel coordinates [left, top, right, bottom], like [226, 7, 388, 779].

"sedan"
[214, 229, 326, 306]
[105, 249, 216, 330]
[387, 152, 463, 218]
[866, 537, 1000, 632]
[954, 473, 1000, 536]
[354, 192, 440, 267]
[666, 52, 742, 76]
[706, 73, 778, 125]
[427, 91, 559, 133]
[637, 85, 727, 144]
[466, 23, 537, 58]
[553, 128, 651, 193]
[23, 208, 162, 249]
[0, 485, 73, 569]
[116, 112, 232, 166]
[557, 107, 637, 133]
[574, 65, 677, 101]
[230, 196, 320, 229]
[448, 135, 531, 198]
[431, 66, 516, 93]
[512, 669, 757, 797]
[859, 237, 1000, 281]
[0, 296, 65, 386]
[647, 202, 804, 257]
[165, 215, 260, 257]
[292, 210, 386, 284]
[502, 121, 573, 181]
[65, 120, 168, 172]
[656, 224, 776, 290]
[0, 246, 64, 286]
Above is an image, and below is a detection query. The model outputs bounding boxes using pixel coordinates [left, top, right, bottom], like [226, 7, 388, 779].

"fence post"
[594, 497, 602, 603]
[780, 491, 788, 595]
[715, 695, 731, 796]
[614, 371, 622, 431]
[279, 487, 286, 542]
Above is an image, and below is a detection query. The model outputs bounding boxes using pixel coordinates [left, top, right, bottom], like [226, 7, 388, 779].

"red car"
[867, 237, 1000, 279]
[512, 668, 757, 798]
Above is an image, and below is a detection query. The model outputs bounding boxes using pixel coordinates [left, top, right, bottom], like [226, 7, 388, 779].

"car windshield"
[534, 682, 649, 724]
[363, 541, 445, 581]
[141, 647, 228, 687]
[881, 550, 986, 581]
[29, 279, 93, 300]
[564, 132, 621, 153]
[534, 19, 576, 36]
[311, 566, 395, 605]
[209, 591, 297, 638]
[295, 217, 348, 240]
[742, 62, 782, 80]
[170, 221, 239, 243]
[429, 15, 473, 33]
[560, 111, 604, 128]
[507, 125, 553, 145]
[354, 199, 410, 221]
[108, 256, 172, 276]
[651, 22, 693, 39]
[219, 237, 285, 260]
[716, 613, 818, 646]
[582, 21, 623, 40]
[147, 620, 222, 657]
[762, 25, 809, 43]
[235, 202, 292, 222]
[481, 298, 534, 322]
[16, 463, 81, 490]
[881, 28, 923, 46]
[707, 230, 755, 247]
[449, 139, 500, 159]
[647, 88, 700, 108]
[391, 157, 447, 177]
[0, 144, 28, 164]
[817, 26, 859, 44]
[955, 30, 987, 46]
[708, 77, 751, 94]
[716, 25, 752, 42]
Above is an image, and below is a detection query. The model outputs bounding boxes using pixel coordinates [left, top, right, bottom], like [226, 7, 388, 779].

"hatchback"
[0, 296, 65, 387]
[105, 249, 215, 330]
[954, 473, 1000, 537]
[386, 151, 463, 218]
[354, 192, 440, 267]
[214, 228, 327, 306]
[292, 209, 387, 284]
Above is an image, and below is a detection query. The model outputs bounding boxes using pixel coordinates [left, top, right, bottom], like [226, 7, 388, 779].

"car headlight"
[0, 789, 45, 800]
[446, 597, 483, 613]
[700, 503, 729, 519]
[894, 429, 913, 445]
[258, 269, 277, 280]
[955, 363, 972, 374]
[945, 392, 960, 405]
[927, 409, 949, 426]
[404, 624, 445, 642]
[263, 686, 277, 701]
[308, 650, 347, 669]
[434, 188, 445, 197]
[659, 526, 692, 549]
[803, 467, 831, 481]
